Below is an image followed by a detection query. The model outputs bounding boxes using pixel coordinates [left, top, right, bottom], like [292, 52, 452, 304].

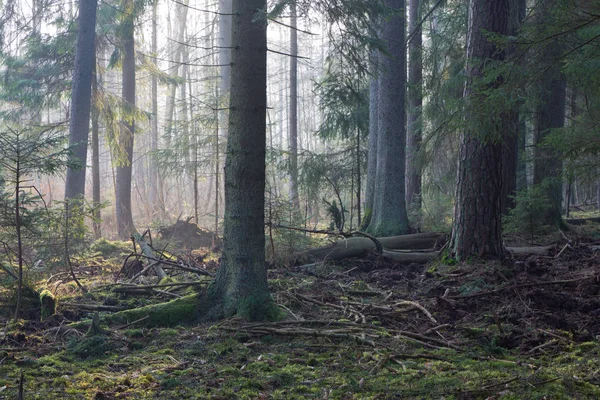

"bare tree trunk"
[91, 58, 101, 238]
[116, 2, 137, 239]
[450, 0, 509, 261]
[289, 1, 300, 212]
[364, 52, 379, 226]
[148, 0, 159, 216]
[406, 0, 422, 211]
[65, 0, 97, 202]
[532, 0, 566, 227]
[203, 0, 273, 320]
[367, 0, 411, 237]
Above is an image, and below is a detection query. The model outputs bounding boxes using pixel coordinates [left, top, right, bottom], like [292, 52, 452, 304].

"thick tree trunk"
[116, 5, 136, 239]
[203, 0, 274, 321]
[64, 0, 97, 201]
[532, 0, 566, 227]
[364, 52, 379, 227]
[289, 1, 300, 212]
[450, 0, 509, 261]
[367, 0, 411, 237]
[406, 0, 422, 211]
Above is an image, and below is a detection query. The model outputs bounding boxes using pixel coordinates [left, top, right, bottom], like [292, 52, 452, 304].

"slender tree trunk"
[289, 1, 300, 212]
[364, 52, 379, 226]
[532, 0, 566, 227]
[91, 58, 101, 238]
[406, 0, 422, 211]
[14, 155, 23, 322]
[65, 0, 97, 201]
[501, 0, 526, 214]
[367, 0, 411, 237]
[450, 0, 509, 261]
[203, 0, 273, 320]
[149, 0, 159, 215]
[356, 128, 361, 226]
[116, 4, 137, 239]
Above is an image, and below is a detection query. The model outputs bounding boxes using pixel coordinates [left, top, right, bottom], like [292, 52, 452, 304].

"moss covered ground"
[1, 228, 600, 399]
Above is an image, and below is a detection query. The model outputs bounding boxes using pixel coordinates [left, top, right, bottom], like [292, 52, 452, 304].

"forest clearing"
[2, 0, 600, 398]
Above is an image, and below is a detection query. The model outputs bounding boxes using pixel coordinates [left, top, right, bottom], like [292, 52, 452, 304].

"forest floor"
[1, 219, 600, 399]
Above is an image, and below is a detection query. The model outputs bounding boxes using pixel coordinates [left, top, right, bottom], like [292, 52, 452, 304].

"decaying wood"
[133, 232, 167, 280]
[294, 232, 446, 264]
[566, 217, 600, 226]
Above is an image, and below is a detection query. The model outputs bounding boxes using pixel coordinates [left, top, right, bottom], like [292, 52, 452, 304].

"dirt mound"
[158, 219, 221, 250]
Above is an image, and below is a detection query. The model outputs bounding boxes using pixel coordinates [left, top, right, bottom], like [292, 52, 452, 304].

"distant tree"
[64, 0, 98, 203]
[202, 0, 277, 320]
[289, 1, 300, 212]
[449, 0, 509, 260]
[406, 0, 423, 211]
[115, 0, 137, 239]
[366, 0, 411, 237]
[532, 0, 567, 227]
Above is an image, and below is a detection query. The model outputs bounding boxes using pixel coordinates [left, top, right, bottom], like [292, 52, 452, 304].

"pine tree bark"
[65, 0, 97, 202]
[148, 0, 159, 215]
[532, 0, 567, 227]
[202, 0, 273, 320]
[366, 0, 411, 237]
[406, 0, 422, 211]
[449, 0, 509, 261]
[91, 59, 101, 238]
[116, 3, 137, 239]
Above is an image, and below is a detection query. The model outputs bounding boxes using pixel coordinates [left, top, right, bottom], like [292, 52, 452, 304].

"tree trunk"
[289, 1, 300, 212]
[364, 52, 379, 227]
[148, 0, 159, 215]
[65, 0, 97, 201]
[406, 0, 422, 211]
[203, 0, 274, 321]
[116, 3, 137, 239]
[532, 0, 566, 227]
[501, 0, 526, 214]
[91, 58, 101, 238]
[449, 0, 509, 261]
[367, 0, 411, 237]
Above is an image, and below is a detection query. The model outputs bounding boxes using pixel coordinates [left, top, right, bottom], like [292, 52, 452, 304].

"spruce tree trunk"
[406, 0, 422, 211]
[116, 5, 137, 239]
[450, 0, 509, 261]
[289, 1, 300, 212]
[532, 0, 566, 227]
[65, 0, 97, 201]
[203, 0, 273, 321]
[364, 52, 379, 226]
[367, 0, 411, 237]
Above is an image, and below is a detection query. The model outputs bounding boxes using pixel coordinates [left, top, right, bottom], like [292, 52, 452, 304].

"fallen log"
[566, 217, 600, 226]
[294, 232, 446, 264]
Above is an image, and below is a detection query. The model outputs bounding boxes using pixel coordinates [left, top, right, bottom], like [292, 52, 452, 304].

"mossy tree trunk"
[202, 0, 275, 321]
[449, 0, 509, 261]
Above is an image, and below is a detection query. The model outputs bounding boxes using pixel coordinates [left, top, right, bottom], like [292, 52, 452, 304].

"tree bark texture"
[364, 52, 379, 224]
[91, 60, 101, 238]
[450, 0, 509, 261]
[64, 0, 97, 201]
[204, 0, 271, 320]
[406, 0, 423, 210]
[116, 5, 137, 239]
[148, 0, 159, 214]
[367, 0, 411, 237]
[289, 1, 300, 212]
[532, 0, 567, 227]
